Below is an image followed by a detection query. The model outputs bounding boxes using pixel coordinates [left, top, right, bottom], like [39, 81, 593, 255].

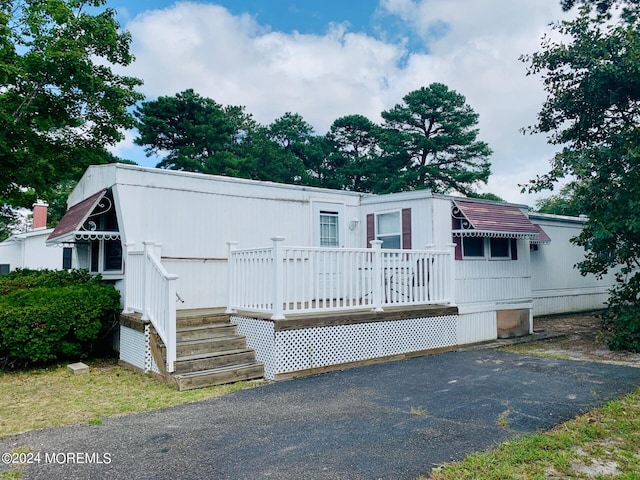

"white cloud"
[118, 0, 574, 205]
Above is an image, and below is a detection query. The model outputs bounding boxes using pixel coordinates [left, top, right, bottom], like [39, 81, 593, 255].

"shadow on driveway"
[2, 349, 640, 479]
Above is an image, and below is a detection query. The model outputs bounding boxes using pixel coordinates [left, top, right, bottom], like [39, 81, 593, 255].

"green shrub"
[0, 268, 93, 294]
[0, 269, 120, 367]
[602, 276, 640, 352]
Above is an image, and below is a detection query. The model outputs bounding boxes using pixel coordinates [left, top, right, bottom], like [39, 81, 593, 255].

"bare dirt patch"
[528, 312, 640, 367]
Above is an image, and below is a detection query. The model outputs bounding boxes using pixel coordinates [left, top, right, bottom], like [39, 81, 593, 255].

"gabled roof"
[452, 199, 541, 239]
[47, 189, 120, 244]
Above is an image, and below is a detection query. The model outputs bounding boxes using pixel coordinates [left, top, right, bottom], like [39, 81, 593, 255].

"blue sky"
[119, 1, 384, 37]
[107, 0, 573, 205]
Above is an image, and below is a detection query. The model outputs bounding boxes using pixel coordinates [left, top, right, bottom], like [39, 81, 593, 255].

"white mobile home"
[529, 212, 615, 316]
[47, 164, 615, 387]
[0, 202, 64, 274]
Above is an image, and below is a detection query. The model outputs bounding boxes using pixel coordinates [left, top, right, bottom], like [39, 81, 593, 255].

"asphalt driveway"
[2, 349, 640, 479]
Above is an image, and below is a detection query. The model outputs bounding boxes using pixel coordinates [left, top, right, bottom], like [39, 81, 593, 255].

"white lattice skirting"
[233, 315, 458, 380]
[119, 325, 160, 374]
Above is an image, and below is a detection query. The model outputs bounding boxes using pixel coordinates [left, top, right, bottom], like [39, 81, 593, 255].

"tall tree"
[300, 135, 334, 188]
[0, 0, 143, 228]
[135, 93, 309, 184]
[534, 184, 582, 217]
[522, 1, 640, 350]
[380, 83, 492, 195]
[561, 0, 640, 16]
[325, 114, 382, 192]
[240, 126, 307, 184]
[267, 112, 315, 169]
[134, 89, 241, 175]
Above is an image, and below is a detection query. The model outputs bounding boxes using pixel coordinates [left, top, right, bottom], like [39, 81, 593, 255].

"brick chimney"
[32, 200, 48, 230]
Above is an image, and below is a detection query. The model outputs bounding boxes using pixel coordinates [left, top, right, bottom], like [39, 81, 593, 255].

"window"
[0, 264, 9, 276]
[376, 211, 401, 249]
[62, 248, 72, 270]
[87, 239, 123, 273]
[458, 237, 517, 260]
[103, 240, 123, 271]
[319, 212, 339, 247]
[490, 238, 510, 259]
[462, 237, 484, 257]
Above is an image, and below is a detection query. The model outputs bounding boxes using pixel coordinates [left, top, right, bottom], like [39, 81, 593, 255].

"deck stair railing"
[227, 237, 455, 320]
[125, 241, 178, 373]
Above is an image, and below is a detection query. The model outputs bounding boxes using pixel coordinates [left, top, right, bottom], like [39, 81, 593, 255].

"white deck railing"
[125, 242, 178, 373]
[227, 238, 455, 319]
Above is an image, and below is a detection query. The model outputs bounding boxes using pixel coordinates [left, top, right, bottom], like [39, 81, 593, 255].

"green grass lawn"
[425, 387, 640, 479]
[0, 359, 261, 438]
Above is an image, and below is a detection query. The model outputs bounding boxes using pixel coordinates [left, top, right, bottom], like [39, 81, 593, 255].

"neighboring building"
[45, 163, 616, 384]
[0, 201, 66, 274]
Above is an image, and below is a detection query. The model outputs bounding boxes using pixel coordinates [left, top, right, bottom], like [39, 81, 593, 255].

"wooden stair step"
[174, 349, 258, 374]
[176, 311, 231, 328]
[176, 336, 248, 357]
[176, 348, 255, 362]
[172, 362, 264, 391]
[176, 324, 238, 342]
[147, 309, 265, 390]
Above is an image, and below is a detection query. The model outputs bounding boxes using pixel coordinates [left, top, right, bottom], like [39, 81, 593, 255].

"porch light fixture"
[349, 219, 360, 230]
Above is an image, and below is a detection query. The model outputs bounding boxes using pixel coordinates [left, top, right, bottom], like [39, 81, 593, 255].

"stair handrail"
[125, 242, 178, 373]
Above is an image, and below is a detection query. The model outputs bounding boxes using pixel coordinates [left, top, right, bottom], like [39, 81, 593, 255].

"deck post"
[446, 243, 456, 305]
[141, 241, 155, 320]
[271, 236, 286, 320]
[123, 242, 136, 313]
[226, 241, 239, 314]
[370, 240, 384, 312]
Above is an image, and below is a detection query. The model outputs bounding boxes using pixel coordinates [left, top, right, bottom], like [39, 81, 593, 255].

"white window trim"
[312, 201, 345, 248]
[375, 210, 402, 249]
[319, 211, 340, 247]
[489, 237, 511, 260]
[88, 239, 124, 276]
[462, 236, 485, 260]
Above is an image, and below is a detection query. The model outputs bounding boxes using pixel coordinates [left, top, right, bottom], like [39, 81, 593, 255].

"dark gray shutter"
[366, 214, 374, 247]
[402, 208, 411, 250]
[453, 237, 462, 260]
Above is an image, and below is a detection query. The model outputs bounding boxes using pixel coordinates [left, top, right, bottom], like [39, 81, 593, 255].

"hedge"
[0, 269, 121, 367]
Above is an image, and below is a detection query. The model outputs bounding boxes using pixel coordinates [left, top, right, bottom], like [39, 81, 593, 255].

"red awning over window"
[47, 189, 108, 244]
[530, 223, 552, 245]
[452, 199, 540, 239]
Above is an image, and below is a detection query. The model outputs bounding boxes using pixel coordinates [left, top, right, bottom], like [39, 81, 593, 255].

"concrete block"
[68, 362, 90, 375]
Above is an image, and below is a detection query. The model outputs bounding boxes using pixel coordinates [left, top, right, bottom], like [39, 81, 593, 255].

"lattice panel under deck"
[234, 314, 457, 379]
[232, 316, 276, 379]
[142, 324, 161, 374]
[274, 315, 457, 375]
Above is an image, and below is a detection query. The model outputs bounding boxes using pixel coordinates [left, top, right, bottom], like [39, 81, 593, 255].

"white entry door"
[312, 202, 345, 304]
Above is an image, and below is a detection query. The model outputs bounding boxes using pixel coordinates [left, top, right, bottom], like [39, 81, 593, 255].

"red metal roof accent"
[47, 190, 107, 242]
[530, 223, 552, 244]
[452, 199, 539, 236]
